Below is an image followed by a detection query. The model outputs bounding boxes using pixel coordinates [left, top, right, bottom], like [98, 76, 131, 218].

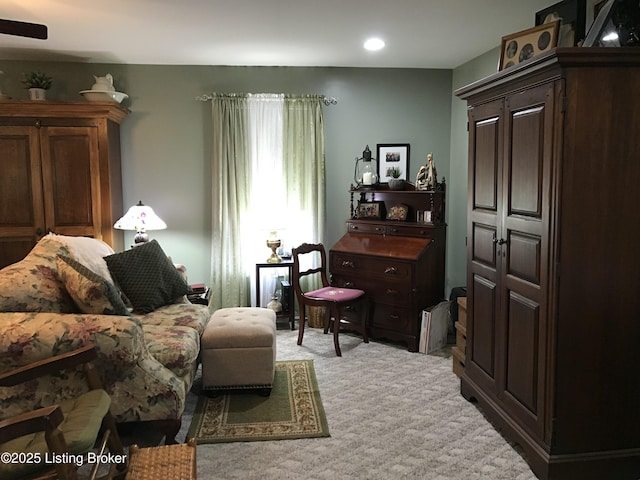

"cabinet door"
[499, 83, 554, 440]
[467, 98, 504, 396]
[0, 126, 45, 268]
[39, 126, 102, 239]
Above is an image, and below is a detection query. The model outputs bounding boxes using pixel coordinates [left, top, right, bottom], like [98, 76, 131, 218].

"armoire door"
[466, 98, 504, 396]
[40, 126, 102, 239]
[0, 126, 46, 268]
[499, 83, 555, 440]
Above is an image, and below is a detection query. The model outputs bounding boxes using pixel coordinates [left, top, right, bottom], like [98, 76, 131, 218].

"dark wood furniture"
[455, 48, 640, 480]
[330, 183, 446, 352]
[0, 101, 128, 269]
[255, 260, 295, 330]
[0, 345, 127, 480]
[292, 243, 368, 356]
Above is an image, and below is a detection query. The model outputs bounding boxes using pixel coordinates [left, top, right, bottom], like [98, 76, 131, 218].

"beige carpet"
[187, 360, 330, 443]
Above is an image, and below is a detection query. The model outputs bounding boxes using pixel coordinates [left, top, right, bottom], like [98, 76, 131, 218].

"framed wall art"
[535, 0, 587, 47]
[377, 144, 410, 182]
[499, 20, 561, 71]
[386, 204, 409, 221]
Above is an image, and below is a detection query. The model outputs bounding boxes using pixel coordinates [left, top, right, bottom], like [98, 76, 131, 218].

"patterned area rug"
[187, 360, 330, 443]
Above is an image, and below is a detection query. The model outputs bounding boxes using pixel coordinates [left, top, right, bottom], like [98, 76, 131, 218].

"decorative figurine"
[416, 153, 438, 190]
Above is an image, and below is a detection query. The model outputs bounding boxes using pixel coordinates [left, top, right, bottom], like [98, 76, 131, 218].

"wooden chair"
[0, 345, 128, 480]
[292, 242, 369, 356]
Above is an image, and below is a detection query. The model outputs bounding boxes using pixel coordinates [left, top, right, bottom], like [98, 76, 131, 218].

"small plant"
[388, 166, 402, 179]
[21, 71, 53, 90]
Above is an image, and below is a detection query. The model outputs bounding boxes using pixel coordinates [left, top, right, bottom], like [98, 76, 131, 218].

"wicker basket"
[126, 439, 197, 480]
[307, 306, 326, 328]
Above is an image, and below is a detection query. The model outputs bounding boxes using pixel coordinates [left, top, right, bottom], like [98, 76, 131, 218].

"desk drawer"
[371, 303, 414, 334]
[347, 222, 386, 235]
[332, 275, 412, 306]
[331, 254, 412, 281]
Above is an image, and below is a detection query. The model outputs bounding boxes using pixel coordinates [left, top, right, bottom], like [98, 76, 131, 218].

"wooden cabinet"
[330, 184, 446, 351]
[0, 101, 128, 268]
[456, 49, 640, 479]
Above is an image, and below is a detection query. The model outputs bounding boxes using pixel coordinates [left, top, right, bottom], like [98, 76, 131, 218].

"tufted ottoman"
[201, 307, 277, 395]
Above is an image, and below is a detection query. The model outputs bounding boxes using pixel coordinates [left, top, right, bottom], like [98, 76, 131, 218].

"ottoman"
[201, 307, 277, 395]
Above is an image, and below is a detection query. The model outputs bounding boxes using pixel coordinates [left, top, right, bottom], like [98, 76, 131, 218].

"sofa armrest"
[0, 312, 144, 419]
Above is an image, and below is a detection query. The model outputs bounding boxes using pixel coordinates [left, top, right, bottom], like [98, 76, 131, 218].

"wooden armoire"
[0, 101, 128, 268]
[456, 49, 640, 479]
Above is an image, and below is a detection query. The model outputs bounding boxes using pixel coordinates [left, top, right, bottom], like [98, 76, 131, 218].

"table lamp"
[114, 201, 167, 245]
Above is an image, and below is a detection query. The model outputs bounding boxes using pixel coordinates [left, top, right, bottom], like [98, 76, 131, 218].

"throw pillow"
[56, 255, 130, 316]
[104, 240, 190, 314]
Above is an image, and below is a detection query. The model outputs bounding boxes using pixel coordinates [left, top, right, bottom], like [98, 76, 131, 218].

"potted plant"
[387, 166, 405, 190]
[21, 71, 52, 100]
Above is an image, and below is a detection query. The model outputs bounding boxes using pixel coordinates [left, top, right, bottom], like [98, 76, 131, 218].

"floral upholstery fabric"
[0, 236, 76, 313]
[0, 235, 210, 426]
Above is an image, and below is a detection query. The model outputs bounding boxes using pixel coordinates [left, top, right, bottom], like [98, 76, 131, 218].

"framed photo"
[386, 204, 409, 221]
[535, 0, 587, 47]
[499, 21, 560, 71]
[377, 144, 410, 182]
[357, 201, 385, 220]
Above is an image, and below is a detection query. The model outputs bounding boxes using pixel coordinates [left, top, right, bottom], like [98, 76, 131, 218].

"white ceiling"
[1, 0, 557, 69]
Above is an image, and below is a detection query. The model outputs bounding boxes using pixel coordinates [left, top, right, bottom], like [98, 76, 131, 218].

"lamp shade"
[114, 201, 166, 233]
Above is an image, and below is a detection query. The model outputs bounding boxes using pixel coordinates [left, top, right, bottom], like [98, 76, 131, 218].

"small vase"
[29, 88, 46, 101]
[388, 179, 405, 191]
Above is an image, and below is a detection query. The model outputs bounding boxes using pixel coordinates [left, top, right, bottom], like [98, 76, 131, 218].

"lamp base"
[134, 231, 149, 244]
[266, 238, 282, 263]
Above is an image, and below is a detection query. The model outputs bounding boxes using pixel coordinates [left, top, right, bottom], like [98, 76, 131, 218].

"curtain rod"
[196, 93, 337, 106]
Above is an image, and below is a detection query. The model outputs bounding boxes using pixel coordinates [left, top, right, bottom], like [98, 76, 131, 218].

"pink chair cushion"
[305, 286, 365, 302]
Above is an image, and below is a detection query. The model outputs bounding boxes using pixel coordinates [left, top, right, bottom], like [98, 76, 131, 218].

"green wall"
[0, 54, 497, 298]
[0, 61, 452, 289]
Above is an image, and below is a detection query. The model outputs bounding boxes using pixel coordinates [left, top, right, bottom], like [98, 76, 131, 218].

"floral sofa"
[0, 234, 210, 443]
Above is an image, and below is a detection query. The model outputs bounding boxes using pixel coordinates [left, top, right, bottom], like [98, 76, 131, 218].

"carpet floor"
[167, 327, 537, 479]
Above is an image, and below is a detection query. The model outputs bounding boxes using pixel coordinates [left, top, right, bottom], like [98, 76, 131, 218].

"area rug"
[187, 360, 330, 443]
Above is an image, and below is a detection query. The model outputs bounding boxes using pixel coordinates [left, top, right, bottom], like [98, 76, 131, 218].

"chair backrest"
[291, 243, 329, 299]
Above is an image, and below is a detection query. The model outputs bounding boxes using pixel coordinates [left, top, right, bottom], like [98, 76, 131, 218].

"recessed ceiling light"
[364, 37, 385, 51]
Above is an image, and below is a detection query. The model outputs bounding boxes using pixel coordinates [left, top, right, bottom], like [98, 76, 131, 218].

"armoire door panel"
[507, 231, 541, 286]
[472, 223, 497, 268]
[472, 116, 500, 212]
[507, 107, 544, 218]
[40, 127, 101, 236]
[471, 274, 497, 379]
[0, 126, 45, 268]
[505, 290, 540, 414]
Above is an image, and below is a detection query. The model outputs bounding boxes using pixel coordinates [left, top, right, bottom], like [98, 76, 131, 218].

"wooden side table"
[255, 260, 295, 330]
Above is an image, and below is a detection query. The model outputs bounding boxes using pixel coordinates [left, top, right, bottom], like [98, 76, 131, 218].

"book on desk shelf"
[419, 301, 450, 354]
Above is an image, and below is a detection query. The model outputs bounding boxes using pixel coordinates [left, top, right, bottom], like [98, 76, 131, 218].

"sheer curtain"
[210, 94, 326, 310]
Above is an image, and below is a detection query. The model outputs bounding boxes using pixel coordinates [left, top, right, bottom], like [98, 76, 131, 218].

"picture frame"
[377, 144, 410, 182]
[535, 0, 587, 47]
[386, 204, 409, 221]
[357, 201, 385, 220]
[499, 20, 561, 71]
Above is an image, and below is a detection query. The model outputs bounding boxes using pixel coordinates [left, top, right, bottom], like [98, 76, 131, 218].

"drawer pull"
[390, 228, 398, 233]
[389, 314, 400, 320]
[385, 289, 399, 296]
[375, 227, 384, 232]
[384, 266, 398, 275]
[341, 260, 355, 268]
[350, 225, 359, 230]
[343, 281, 355, 288]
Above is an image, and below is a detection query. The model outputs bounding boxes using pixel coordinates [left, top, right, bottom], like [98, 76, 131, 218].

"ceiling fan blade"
[0, 19, 48, 39]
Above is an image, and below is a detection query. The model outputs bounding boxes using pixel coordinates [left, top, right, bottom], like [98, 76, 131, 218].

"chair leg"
[323, 306, 331, 334]
[361, 299, 370, 344]
[297, 304, 306, 346]
[332, 305, 342, 357]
